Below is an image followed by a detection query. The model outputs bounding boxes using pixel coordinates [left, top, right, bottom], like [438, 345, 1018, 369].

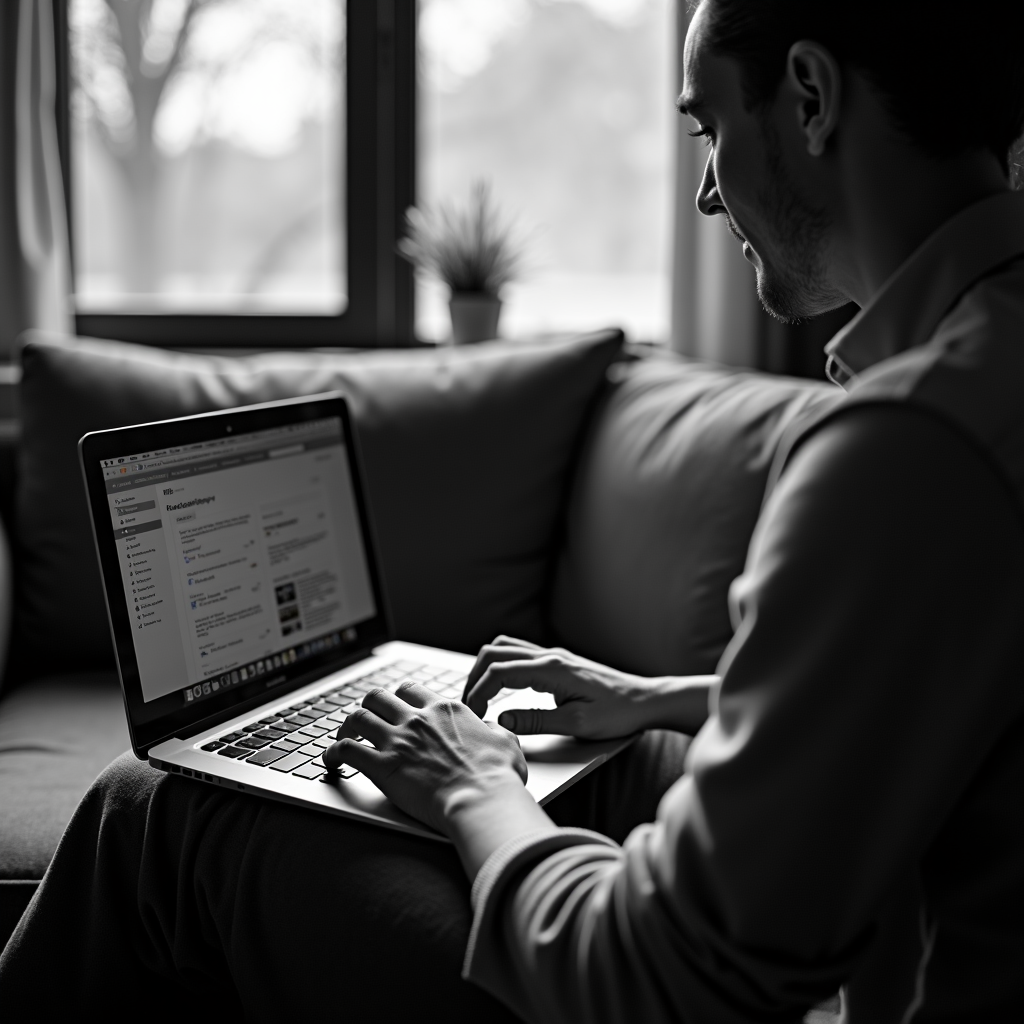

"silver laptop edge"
[151, 640, 632, 842]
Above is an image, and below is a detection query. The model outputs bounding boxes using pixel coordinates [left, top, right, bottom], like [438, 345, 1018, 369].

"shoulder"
[850, 256, 1024, 414]
[778, 261, 1024, 519]
[770, 404, 1021, 537]
[749, 407, 1024, 627]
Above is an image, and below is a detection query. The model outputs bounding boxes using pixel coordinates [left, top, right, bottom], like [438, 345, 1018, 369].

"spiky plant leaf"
[398, 181, 526, 296]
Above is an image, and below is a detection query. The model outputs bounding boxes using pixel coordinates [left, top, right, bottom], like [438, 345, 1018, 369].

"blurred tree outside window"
[418, 0, 674, 342]
[70, 0, 345, 314]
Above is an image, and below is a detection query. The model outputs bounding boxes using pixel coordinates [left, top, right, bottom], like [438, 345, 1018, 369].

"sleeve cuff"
[464, 827, 618, 978]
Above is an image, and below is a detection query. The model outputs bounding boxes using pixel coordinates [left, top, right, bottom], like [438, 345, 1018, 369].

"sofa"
[0, 328, 841, 952]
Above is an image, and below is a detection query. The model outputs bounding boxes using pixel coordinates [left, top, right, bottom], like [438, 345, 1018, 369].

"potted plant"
[399, 180, 525, 344]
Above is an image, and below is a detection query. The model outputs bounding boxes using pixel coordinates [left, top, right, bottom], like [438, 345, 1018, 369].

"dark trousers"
[0, 731, 691, 1022]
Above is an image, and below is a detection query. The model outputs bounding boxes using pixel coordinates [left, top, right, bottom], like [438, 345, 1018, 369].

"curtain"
[669, 1, 761, 368]
[670, 105, 762, 367]
[0, 0, 73, 359]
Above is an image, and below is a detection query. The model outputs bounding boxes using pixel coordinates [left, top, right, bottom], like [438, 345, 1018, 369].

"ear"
[785, 41, 842, 157]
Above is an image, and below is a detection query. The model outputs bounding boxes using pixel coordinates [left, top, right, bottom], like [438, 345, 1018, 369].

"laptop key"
[271, 739, 303, 752]
[292, 762, 326, 780]
[296, 742, 323, 757]
[259, 717, 282, 726]
[312, 735, 334, 749]
[202, 741, 224, 751]
[237, 736, 272, 750]
[308, 703, 336, 716]
[331, 687, 363, 700]
[246, 747, 289, 766]
[252, 728, 286, 741]
[268, 752, 312, 773]
[284, 713, 316, 727]
[222, 731, 246, 742]
[217, 745, 250, 758]
[349, 680, 380, 692]
[298, 725, 329, 739]
[271, 720, 302, 733]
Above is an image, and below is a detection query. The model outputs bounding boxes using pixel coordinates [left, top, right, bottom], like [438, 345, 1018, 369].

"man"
[2, 1, 1021, 1020]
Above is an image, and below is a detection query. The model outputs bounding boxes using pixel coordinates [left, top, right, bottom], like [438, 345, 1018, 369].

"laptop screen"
[98, 415, 377, 710]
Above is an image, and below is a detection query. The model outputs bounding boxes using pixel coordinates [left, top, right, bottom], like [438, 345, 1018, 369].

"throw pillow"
[15, 329, 623, 676]
[548, 352, 841, 677]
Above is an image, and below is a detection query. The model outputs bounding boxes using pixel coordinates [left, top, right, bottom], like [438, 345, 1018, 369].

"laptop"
[79, 393, 630, 841]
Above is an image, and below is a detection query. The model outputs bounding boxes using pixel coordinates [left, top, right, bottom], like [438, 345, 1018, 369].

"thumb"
[498, 706, 577, 736]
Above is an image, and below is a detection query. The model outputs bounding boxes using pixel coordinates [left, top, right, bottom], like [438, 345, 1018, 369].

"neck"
[831, 143, 1009, 307]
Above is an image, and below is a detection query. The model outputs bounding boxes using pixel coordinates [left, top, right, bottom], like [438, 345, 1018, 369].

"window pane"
[418, 0, 674, 342]
[70, 0, 345, 314]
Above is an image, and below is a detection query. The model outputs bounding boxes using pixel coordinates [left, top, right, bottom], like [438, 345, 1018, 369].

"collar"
[824, 191, 1024, 388]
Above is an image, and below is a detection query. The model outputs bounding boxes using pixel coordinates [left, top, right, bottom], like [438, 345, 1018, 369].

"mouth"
[724, 212, 745, 244]
[723, 212, 758, 264]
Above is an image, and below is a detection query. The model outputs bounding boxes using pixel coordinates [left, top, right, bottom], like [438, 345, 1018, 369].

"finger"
[360, 686, 415, 724]
[465, 654, 570, 717]
[337, 706, 391, 747]
[464, 643, 552, 700]
[497, 705, 580, 736]
[490, 635, 545, 650]
[392, 680, 437, 708]
[323, 736, 384, 772]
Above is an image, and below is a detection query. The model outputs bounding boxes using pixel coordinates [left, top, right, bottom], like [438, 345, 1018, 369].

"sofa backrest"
[11, 330, 623, 681]
[549, 353, 842, 677]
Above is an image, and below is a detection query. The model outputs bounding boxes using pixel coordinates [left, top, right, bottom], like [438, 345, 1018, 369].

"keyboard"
[198, 660, 468, 783]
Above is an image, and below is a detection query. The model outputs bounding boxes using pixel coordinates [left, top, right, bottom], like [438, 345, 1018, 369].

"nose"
[696, 152, 726, 218]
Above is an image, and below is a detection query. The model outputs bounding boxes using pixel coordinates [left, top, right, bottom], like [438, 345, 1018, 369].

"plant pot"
[449, 292, 502, 344]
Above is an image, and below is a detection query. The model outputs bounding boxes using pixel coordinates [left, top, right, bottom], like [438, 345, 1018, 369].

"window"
[57, 1, 674, 347]
[57, 0, 415, 346]
[71, 0, 344, 314]
[417, 0, 675, 342]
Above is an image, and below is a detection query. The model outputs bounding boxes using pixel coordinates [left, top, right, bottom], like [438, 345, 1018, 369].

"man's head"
[679, 0, 1024, 321]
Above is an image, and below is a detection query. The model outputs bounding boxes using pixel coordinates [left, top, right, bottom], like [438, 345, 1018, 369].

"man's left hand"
[322, 682, 529, 836]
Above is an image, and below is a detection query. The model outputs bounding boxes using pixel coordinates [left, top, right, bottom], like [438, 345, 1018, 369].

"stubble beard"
[752, 124, 846, 324]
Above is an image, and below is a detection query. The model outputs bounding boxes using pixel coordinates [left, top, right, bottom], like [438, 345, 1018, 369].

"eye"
[687, 123, 714, 147]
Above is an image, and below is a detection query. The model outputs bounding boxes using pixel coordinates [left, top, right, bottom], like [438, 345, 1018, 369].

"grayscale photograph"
[0, 2, 1020, 1021]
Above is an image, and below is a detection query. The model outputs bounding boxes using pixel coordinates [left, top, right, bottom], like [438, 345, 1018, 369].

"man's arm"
[463, 405, 1024, 1022]
[461, 638, 717, 740]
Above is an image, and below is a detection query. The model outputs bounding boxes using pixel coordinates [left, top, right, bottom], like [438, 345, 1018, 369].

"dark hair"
[695, 0, 1024, 176]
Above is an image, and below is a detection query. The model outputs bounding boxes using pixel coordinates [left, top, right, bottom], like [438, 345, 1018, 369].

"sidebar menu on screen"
[110, 487, 191, 688]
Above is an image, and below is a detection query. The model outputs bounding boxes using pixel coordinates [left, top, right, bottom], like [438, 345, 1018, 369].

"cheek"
[713, 141, 762, 229]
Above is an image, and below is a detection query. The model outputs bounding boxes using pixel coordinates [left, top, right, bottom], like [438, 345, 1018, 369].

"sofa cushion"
[0, 673, 129, 880]
[14, 330, 623, 676]
[548, 354, 842, 676]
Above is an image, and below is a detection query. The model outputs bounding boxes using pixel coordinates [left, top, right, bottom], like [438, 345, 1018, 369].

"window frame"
[53, 0, 416, 348]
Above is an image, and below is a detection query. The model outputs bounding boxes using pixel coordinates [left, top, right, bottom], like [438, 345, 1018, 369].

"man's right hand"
[463, 636, 715, 739]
